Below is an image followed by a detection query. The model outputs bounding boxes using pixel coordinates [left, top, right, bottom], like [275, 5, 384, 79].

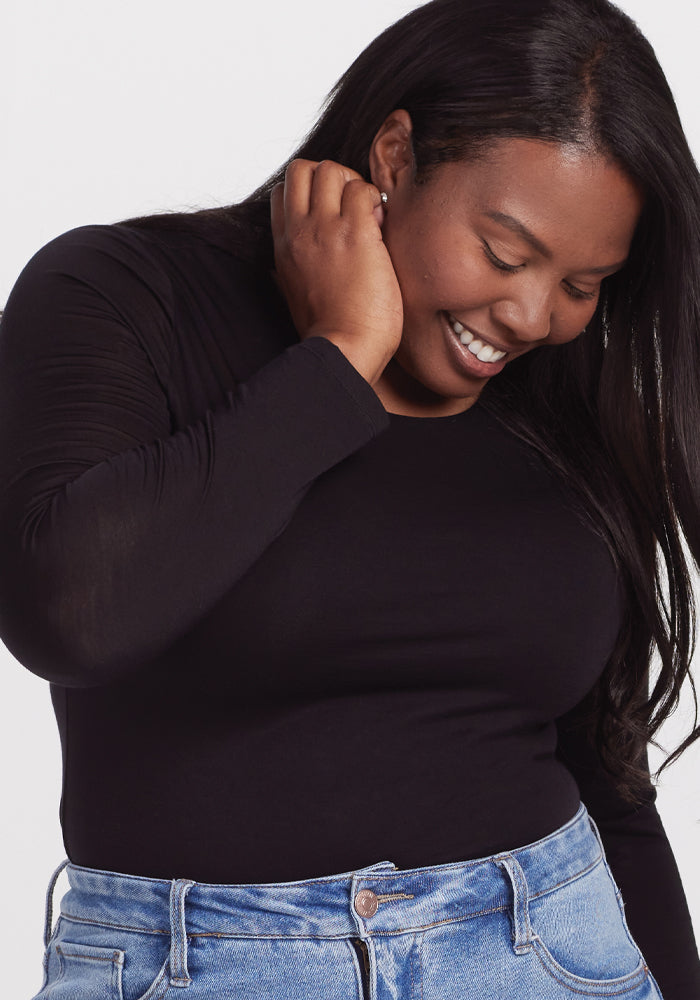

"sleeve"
[556, 704, 700, 1000]
[0, 225, 390, 688]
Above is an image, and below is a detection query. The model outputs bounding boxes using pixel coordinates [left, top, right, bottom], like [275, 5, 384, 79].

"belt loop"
[357, 860, 397, 873]
[43, 859, 70, 949]
[169, 879, 195, 988]
[495, 853, 533, 955]
[585, 808, 607, 860]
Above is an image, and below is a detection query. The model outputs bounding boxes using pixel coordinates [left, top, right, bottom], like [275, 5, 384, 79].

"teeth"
[447, 315, 506, 362]
[476, 343, 497, 361]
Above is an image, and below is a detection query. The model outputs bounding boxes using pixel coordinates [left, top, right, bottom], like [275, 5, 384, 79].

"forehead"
[431, 139, 643, 260]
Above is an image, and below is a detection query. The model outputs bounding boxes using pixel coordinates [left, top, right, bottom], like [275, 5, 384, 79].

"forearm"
[0, 228, 389, 686]
[0, 336, 387, 686]
[593, 799, 700, 999]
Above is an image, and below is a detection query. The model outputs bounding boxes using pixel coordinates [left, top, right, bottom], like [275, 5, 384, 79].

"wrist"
[311, 332, 387, 387]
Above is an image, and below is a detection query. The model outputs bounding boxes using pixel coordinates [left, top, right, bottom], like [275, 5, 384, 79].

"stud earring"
[380, 191, 388, 205]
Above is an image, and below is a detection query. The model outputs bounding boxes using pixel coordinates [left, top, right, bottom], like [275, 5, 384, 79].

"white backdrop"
[2, 1, 699, 995]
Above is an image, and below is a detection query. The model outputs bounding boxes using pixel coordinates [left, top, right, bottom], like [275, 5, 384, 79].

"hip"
[32, 801, 663, 1000]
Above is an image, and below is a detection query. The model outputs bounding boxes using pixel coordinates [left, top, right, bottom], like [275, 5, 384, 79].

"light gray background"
[2, 1, 699, 995]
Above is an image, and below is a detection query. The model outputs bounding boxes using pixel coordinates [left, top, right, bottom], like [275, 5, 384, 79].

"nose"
[490, 284, 552, 344]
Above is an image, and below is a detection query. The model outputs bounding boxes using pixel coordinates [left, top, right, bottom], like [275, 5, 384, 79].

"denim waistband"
[47, 802, 604, 946]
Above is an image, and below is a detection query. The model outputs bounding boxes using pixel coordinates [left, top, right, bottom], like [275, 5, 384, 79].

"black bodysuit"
[0, 223, 697, 997]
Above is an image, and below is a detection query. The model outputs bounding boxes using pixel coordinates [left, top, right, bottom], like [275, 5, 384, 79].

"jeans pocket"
[527, 859, 651, 995]
[34, 923, 175, 1000]
[33, 940, 125, 1000]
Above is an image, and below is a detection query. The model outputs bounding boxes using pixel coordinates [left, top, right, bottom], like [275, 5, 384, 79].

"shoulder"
[1, 224, 179, 385]
[2, 219, 285, 384]
[10, 223, 175, 310]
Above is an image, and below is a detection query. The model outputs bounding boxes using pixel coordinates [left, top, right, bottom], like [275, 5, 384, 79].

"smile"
[446, 314, 508, 363]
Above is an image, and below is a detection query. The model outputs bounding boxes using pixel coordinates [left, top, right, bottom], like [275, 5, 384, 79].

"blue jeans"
[33, 802, 663, 999]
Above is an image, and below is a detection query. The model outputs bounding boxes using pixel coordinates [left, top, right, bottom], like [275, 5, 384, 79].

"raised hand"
[271, 159, 404, 387]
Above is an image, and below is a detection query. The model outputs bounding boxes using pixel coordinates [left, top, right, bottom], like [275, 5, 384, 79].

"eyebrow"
[482, 210, 628, 275]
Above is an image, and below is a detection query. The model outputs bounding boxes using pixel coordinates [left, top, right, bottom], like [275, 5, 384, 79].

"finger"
[372, 201, 386, 228]
[270, 182, 285, 242]
[283, 158, 319, 221]
[309, 159, 365, 216]
[340, 178, 383, 226]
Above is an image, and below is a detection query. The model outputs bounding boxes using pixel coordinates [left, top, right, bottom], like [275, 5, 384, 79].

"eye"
[563, 281, 598, 302]
[483, 239, 600, 302]
[481, 240, 525, 274]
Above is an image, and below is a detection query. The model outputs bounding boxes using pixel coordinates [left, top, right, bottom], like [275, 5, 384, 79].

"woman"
[1, 0, 699, 997]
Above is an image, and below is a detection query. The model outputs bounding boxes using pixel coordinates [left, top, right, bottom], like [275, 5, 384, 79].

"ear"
[368, 109, 415, 196]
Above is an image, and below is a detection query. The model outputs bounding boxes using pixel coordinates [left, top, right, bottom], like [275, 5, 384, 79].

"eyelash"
[480, 241, 597, 302]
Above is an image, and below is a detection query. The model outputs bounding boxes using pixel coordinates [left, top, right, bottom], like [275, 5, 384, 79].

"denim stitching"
[496, 853, 532, 953]
[531, 938, 649, 996]
[526, 853, 604, 901]
[55, 948, 120, 963]
[170, 879, 194, 987]
[59, 902, 510, 939]
[419, 931, 425, 1000]
[187, 902, 511, 938]
[60, 889, 598, 941]
[44, 859, 70, 949]
[345, 939, 364, 1000]
[55, 841, 603, 948]
[602, 856, 648, 962]
[137, 960, 171, 1000]
[144, 980, 170, 1000]
[349, 851, 600, 890]
[59, 913, 169, 935]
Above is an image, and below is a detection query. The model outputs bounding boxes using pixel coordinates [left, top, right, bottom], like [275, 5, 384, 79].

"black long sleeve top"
[0, 223, 698, 997]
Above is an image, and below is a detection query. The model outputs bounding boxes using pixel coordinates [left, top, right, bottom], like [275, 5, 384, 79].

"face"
[369, 119, 643, 416]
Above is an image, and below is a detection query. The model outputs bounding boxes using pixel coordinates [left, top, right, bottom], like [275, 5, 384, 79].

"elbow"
[0, 581, 139, 688]
[0, 500, 150, 686]
[0, 615, 126, 688]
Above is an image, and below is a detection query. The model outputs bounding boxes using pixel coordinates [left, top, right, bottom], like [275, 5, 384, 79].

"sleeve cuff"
[298, 336, 390, 437]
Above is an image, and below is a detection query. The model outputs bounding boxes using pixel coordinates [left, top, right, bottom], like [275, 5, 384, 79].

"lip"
[442, 312, 509, 378]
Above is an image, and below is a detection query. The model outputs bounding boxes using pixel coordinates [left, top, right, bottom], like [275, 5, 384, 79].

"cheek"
[389, 240, 495, 310]
[382, 212, 488, 301]
[550, 300, 600, 344]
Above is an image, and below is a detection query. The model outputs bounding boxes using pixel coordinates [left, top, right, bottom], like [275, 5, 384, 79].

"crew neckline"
[386, 398, 484, 422]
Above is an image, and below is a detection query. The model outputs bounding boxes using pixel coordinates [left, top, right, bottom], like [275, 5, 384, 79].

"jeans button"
[354, 889, 379, 918]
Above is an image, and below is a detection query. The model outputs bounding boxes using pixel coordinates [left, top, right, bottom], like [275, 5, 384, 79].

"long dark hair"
[122, 0, 700, 802]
